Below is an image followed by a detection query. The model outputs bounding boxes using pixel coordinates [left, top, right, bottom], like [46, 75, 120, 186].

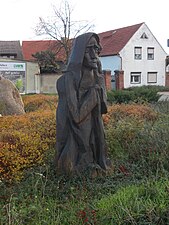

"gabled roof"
[0, 41, 23, 59]
[22, 40, 66, 62]
[98, 23, 144, 56]
[22, 23, 144, 61]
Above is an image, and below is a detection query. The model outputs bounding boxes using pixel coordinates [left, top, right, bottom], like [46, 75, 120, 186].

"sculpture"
[55, 32, 112, 176]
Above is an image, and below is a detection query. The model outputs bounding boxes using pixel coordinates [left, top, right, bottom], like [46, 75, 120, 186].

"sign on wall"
[0, 62, 26, 92]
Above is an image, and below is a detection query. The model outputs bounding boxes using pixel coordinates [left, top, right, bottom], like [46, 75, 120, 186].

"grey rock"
[0, 76, 25, 116]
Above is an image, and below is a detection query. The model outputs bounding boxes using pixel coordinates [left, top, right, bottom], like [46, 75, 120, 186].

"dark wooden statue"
[55, 32, 112, 176]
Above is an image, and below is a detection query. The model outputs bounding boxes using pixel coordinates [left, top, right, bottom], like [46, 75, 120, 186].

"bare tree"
[35, 0, 94, 64]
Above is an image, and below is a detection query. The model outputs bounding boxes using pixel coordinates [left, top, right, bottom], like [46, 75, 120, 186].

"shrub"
[1, 94, 169, 224]
[105, 111, 169, 174]
[15, 79, 23, 91]
[0, 109, 56, 182]
[103, 104, 169, 175]
[128, 86, 161, 103]
[127, 85, 169, 93]
[107, 85, 167, 104]
[22, 94, 58, 112]
[152, 101, 169, 115]
[103, 103, 158, 125]
[129, 116, 169, 169]
[107, 90, 135, 104]
[105, 117, 144, 160]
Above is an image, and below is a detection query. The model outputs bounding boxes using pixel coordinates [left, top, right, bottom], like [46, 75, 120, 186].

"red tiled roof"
[22, 40, 66, 61]
[98, 23, 144, 56]
[22, 23, 144, 61]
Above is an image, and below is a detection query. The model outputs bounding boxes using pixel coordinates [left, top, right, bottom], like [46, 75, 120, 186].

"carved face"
[83, 36, 100, 70]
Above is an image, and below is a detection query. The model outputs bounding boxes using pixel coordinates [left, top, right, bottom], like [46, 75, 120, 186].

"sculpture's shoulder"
[56, 74, 66, 92]
[57, 72, 73, 93]
[57, 74, 65, 83]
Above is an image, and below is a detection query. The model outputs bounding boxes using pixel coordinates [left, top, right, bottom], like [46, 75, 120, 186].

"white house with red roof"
[22, 22, 168, 91]
[99, 22, 167, 89]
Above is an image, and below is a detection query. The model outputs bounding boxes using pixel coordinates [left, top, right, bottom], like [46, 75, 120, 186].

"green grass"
[1, 161, 169, 224]
[96, 178, 169, 224]
[1, 101, 169, 224]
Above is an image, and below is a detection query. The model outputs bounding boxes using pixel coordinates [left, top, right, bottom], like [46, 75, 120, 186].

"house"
[0, 40, 40, 93]
[21, 22, 168, 92]
[22, 40, 67, 93]
[0, 41, 23, 60]
[98, 22, 168, 89]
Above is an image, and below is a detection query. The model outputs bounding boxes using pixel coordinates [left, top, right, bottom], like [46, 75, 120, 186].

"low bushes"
[22, 94, 58, 112]
[106, 115, 169, 163]
[1, 96, 166, 182]
[107, 89, 136, 104]
[104, 103, 169, 175]
[103, 103, 158, 124]
[107, 85, 169, 104]
[1, 94, 169, 224]
[103, 103, 159, 163]
[0, 95, 57, 182]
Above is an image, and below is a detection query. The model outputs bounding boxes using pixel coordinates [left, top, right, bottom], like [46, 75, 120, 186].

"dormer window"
[134, 47, 142, 60]
[141, 32, 148, 39]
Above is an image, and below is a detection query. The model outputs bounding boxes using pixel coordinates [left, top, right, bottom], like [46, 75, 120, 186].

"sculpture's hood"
[67, 32, 99, 71]
[65, 32, 100, 87]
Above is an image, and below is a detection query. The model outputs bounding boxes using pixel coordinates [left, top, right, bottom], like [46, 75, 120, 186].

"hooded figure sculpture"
[55, 32, 111, 175]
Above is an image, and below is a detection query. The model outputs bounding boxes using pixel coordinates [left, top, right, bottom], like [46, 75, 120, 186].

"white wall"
[120, 23, 167, 88]
[40, 73, 61, 94]
[26, 61, 40, 93]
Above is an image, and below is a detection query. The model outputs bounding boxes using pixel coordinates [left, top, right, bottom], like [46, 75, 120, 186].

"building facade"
[0, 58, 39, 93]
[21, 23, 168, 91]
[99, 23, 167, 89]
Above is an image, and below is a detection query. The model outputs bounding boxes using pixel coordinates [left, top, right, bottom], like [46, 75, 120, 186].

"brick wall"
[103, 70, 112, 90]
[114, 70, 124, 90]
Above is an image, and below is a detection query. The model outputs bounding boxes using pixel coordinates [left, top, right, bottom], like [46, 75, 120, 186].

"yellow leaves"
[0, 94, 57, 183]
[22, 94, 58, 112]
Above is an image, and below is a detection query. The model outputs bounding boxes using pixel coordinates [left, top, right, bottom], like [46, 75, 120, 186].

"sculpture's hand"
[94, 84, 102, 99]
[94, 84, 101, 90]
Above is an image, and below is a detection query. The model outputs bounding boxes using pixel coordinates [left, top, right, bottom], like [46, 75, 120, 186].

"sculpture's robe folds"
[56, 33, 111, 174]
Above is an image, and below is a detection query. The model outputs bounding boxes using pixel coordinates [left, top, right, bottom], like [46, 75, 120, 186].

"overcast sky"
[1, 0, 169, 53]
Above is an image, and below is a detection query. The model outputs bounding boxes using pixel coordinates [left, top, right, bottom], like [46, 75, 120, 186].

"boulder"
[0, 76, 25, 116]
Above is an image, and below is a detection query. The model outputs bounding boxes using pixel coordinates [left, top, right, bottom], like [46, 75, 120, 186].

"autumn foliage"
[102, 103, 158, 124]
[0, 95, 159, 182]
[22, 94, 58, 112]
[0, 95, 57, 182]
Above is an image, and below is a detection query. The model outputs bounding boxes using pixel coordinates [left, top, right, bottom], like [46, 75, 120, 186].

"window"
[131, 72, 141, 84]
[134, 47, 142, 60]
[147, 47, 154, 60]
[0, 54, 16, 58]
[147, 72, 157, 83]
[141, 32, 148, 39]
